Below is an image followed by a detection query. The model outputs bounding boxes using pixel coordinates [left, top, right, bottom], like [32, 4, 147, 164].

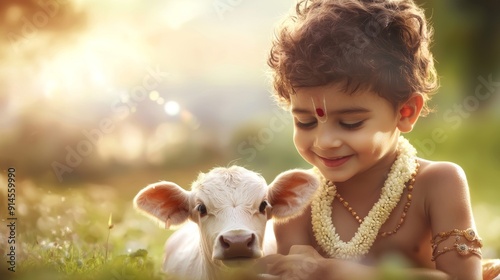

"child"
[255, 0, 494, 279]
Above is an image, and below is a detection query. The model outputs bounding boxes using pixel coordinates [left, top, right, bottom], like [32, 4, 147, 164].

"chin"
[317, 168, 353, 183]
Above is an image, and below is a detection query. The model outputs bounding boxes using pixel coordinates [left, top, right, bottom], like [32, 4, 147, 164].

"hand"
[254, 245, 375, 280]
[254, 245, 323, 280]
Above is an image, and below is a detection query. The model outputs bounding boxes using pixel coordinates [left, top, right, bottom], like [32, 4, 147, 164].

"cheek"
[293, 131, 316, 164]
[293, 129, 309, 152]
[252, 215, 268, 242]
[352, 132, 395, 157]
[199, 218, 224, 246]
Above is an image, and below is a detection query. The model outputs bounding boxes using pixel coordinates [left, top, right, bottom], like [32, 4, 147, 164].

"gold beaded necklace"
[333, 162, 419, 237]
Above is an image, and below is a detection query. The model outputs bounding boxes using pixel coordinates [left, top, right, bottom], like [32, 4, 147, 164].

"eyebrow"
[291, 106, 370, 115]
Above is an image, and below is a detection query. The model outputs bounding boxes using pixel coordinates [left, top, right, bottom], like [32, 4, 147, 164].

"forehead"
[192, 167, 267, 205]
[291, 83, 392, 111]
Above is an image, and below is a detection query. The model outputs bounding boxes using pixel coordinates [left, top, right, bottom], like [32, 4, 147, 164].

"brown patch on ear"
[136, 186, 185, 211]
[133, 182, 190, 228]
[268, 169, 319, 221]
[269, 176, 308, 206]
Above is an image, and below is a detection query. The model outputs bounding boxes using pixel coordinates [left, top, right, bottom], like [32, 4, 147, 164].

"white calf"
[133, 165, 319, 280]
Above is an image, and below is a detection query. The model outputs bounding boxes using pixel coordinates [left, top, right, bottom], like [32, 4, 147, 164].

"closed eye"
[340, 120, 364, 129]
[294, 119, 317, 129]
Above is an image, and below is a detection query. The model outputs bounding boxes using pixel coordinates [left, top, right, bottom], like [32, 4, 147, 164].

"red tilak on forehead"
[316, 108, 325, 117]
[311, 97, 328, 123]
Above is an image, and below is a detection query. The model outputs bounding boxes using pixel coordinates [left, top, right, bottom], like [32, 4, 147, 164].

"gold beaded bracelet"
[431, 228, 483, 262]
[432, 242, 482, 261]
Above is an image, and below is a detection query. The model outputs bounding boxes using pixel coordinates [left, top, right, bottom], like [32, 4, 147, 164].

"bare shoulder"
[273, 205, 312, 254]
[416, 159, 470, 209]
[417, 159, 467, 186]
[416, 159, 472, 220]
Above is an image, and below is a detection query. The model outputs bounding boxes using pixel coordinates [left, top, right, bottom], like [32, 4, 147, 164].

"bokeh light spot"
[164, 101, 180, 116]
[149, 91, 160, 101]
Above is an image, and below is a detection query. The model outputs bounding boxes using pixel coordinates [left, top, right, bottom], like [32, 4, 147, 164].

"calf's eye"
[259, 201, 269, 214]
[196, 204, 207, 217]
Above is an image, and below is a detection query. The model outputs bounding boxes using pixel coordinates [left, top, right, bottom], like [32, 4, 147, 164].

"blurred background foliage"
[0, 0, 499, 277]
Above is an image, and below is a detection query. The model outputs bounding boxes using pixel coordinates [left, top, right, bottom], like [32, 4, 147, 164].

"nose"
[315, 125, 342, 150]
[218, 233, 256, 258]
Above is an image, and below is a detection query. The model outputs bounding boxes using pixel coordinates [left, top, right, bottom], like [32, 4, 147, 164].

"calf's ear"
[133, 181, 190, 229]
[267, 169, 320, 222]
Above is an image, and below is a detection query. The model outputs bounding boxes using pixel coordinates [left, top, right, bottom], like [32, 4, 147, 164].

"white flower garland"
[311, 136, 418, 260]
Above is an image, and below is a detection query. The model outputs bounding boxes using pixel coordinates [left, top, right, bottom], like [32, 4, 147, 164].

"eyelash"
[295, 120, 317, 129]
[294, 119, 364, 130]
[340, 121, 364, 129]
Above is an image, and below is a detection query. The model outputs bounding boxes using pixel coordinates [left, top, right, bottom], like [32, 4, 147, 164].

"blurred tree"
[455, 0, 500, 110]
[417, 0, 500, 111]
[0, 0, 87, 57]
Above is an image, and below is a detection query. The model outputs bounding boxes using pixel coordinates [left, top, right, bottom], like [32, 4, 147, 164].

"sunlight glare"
[164, 101, 180, 116]
[162, 1, 207, 30]
[43, 80, 58, 99]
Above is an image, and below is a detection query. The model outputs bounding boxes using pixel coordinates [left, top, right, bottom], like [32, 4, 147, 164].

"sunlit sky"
[1, 0, 292, 121]
[0, 0, 296, 168]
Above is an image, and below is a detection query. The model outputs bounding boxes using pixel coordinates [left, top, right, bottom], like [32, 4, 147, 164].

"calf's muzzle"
[218, 233, 258, 259]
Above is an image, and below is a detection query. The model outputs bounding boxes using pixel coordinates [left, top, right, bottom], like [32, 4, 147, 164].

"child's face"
[290, 83, 401, 182]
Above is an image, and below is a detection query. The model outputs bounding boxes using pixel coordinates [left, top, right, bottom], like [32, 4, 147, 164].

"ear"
[397, 93, 424, 133]
[133, 181, 190, 229]
[267, 169, 320, 223]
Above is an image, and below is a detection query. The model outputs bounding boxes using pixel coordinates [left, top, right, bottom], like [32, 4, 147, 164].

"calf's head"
[133, 166, 319, 264]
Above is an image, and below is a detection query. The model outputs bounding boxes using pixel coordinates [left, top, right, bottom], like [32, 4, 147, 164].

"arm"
[256, 245, 450, 280]
[273, 206, 312, 255]
[422, 161, 483, 279]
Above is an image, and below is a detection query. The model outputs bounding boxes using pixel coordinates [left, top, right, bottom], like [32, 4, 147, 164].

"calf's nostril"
[247, 234, 255, 248]
[219, 233, 257, 258]
[219, 236, 230, 249]
[221, 234, 255, 249]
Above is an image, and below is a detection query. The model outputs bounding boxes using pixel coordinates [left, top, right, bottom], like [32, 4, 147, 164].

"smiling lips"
[320, 155, 352, 168]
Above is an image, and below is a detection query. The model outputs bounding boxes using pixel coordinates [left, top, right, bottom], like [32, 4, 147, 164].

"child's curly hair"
[268, 0, 439, 115]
